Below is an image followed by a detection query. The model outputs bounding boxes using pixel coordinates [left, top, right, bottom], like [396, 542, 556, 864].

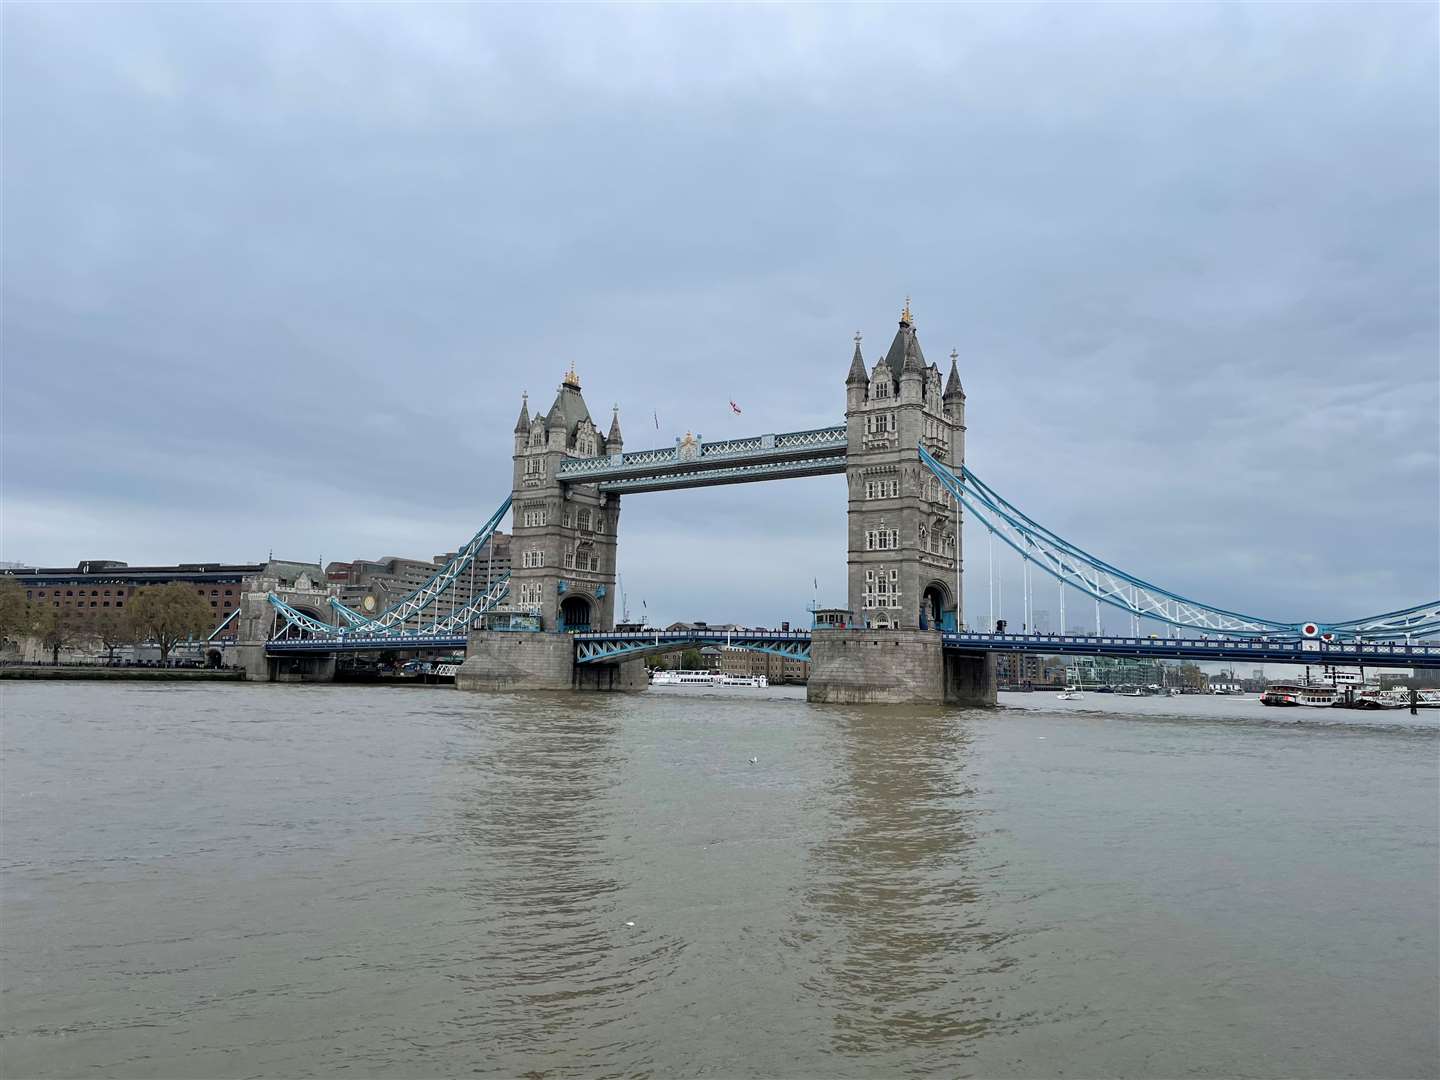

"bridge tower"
[843, 301, 966, 631]
[509, 365, 622, 633]
[809, 300, 992, 705]
[456, 366, 643, 692]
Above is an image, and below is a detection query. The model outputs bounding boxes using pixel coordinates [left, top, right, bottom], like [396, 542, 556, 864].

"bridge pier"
[807, 629, 996, 706]
[455, 630, 645, 692]
[232, 644, 338, 682]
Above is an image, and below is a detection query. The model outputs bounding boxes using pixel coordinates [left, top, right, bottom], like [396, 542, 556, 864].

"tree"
[127, 583, 214, 662]
[32, 605, 88, 665]
[0, 578, 29, 648]
[91, 609, 137, 664]
[680, 648, 703, 671]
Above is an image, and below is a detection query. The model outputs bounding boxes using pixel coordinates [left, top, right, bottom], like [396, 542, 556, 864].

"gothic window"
[865, 480, 875, 499]
[919, 525, 927, 546]
[589, 556, 600, 571]
[578, 508, 592, 531]
[563, 548, 576, 569]
[522, 508, 547, 528]
[522, 549, 546, 568]
[888, 412, 897, 432]
[524, 457, 545, 477]
[564, 509, 575, 529]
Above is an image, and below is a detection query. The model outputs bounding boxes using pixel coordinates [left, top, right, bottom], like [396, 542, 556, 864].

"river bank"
[0, 665, 245, 681]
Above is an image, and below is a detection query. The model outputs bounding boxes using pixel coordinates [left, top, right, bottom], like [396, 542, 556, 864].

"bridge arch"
[559, 593, 593, 633]
[920, 579, 955, 631]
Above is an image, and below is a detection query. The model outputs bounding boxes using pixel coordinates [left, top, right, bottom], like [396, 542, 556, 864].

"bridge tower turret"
[843, 300, 964, 632]
[508, 366, 621, 633]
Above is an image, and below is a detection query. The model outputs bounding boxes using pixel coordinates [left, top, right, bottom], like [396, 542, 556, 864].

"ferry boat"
[649, 670, 769, 688]
[1259, 682, 1338, 707]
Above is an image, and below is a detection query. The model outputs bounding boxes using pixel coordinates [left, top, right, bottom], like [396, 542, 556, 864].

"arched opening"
[205, 649, 223, 668]
[560, 595, 593, 633]
[921, 582, 953, 632]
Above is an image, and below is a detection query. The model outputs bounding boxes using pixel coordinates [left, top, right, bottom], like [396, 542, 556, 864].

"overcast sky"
[3, 3, 1436, 631]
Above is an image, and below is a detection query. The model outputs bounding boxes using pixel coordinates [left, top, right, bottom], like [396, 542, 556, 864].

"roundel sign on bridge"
[1301, 623, 1320, 638]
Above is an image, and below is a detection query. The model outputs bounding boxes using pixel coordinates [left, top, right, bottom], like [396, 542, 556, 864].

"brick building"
[1, 559, 320, 639]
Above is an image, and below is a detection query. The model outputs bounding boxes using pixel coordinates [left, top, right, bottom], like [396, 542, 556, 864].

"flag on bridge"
[729, 400, 742, 414]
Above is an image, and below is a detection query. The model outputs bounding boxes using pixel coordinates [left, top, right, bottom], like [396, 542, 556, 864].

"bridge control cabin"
[811, 607, 856, 630]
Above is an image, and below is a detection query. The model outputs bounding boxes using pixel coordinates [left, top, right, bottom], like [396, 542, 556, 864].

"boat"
[650, 669, 721, 686]
[649, 670, 769, 688]
[1056, 686, 1083, 701]
[1259, 682, 1339, 707]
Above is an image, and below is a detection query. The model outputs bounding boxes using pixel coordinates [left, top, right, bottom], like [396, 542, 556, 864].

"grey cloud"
[3, 2, 1435, 629]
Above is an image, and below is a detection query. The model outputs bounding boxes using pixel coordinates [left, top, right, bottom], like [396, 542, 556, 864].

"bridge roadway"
[263, 630, 1440, 668]
[572, 629, 1440, 668]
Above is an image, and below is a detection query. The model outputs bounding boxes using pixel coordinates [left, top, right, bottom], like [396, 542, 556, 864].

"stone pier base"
[806, 629, 996, 706]
[232, 645, 337, 683]
[455, 631, 646, 693]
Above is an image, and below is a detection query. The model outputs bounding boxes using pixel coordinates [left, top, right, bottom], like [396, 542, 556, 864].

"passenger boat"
[1259, 682, 1338, 707]
[1056, 686, 1083, 701]
[649, 670, 769, 688]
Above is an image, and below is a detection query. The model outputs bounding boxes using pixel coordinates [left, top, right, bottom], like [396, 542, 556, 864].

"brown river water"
[2, 682, 1436, 1078]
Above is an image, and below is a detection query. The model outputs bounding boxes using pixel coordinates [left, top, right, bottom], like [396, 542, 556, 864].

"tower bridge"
[236, 302, 1440, 699]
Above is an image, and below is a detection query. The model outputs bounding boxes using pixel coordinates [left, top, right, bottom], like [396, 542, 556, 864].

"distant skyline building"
[326, 532, 511, 617]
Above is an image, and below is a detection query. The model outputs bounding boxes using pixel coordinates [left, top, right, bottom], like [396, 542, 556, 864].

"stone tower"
[844, 301, 967, 630]
[508, 365, 622, 632]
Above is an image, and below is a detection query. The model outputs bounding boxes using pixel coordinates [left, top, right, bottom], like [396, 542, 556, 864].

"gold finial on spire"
[901, 296, 913, 324]
[563, 360, 580, 388]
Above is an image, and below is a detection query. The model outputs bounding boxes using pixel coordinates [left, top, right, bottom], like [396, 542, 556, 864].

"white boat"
[650, 669, 721, 686]
[1259, 682, 1338, 707]
[649, 670, 769, 688]
[1056, 686, 1083, 700]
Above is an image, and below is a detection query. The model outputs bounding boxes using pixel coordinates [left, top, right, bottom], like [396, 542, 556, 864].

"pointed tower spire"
[900, 301, 925, 377]
[608, 404, 623, 445]
[944, 349, 964, 399]
[513, 391, 530, 433]
[846, 331, 868, 385]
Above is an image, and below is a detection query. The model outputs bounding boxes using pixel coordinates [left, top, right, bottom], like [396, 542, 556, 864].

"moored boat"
[1260, 682, 1338, 707]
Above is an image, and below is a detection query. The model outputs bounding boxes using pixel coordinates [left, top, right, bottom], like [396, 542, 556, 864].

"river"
[3, 682, 1436, 1078]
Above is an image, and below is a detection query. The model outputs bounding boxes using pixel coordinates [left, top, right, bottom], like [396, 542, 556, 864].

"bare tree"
[31, 606, 89, 665]
[91, 609, 137, 664]
[127, 583, 214, 662]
